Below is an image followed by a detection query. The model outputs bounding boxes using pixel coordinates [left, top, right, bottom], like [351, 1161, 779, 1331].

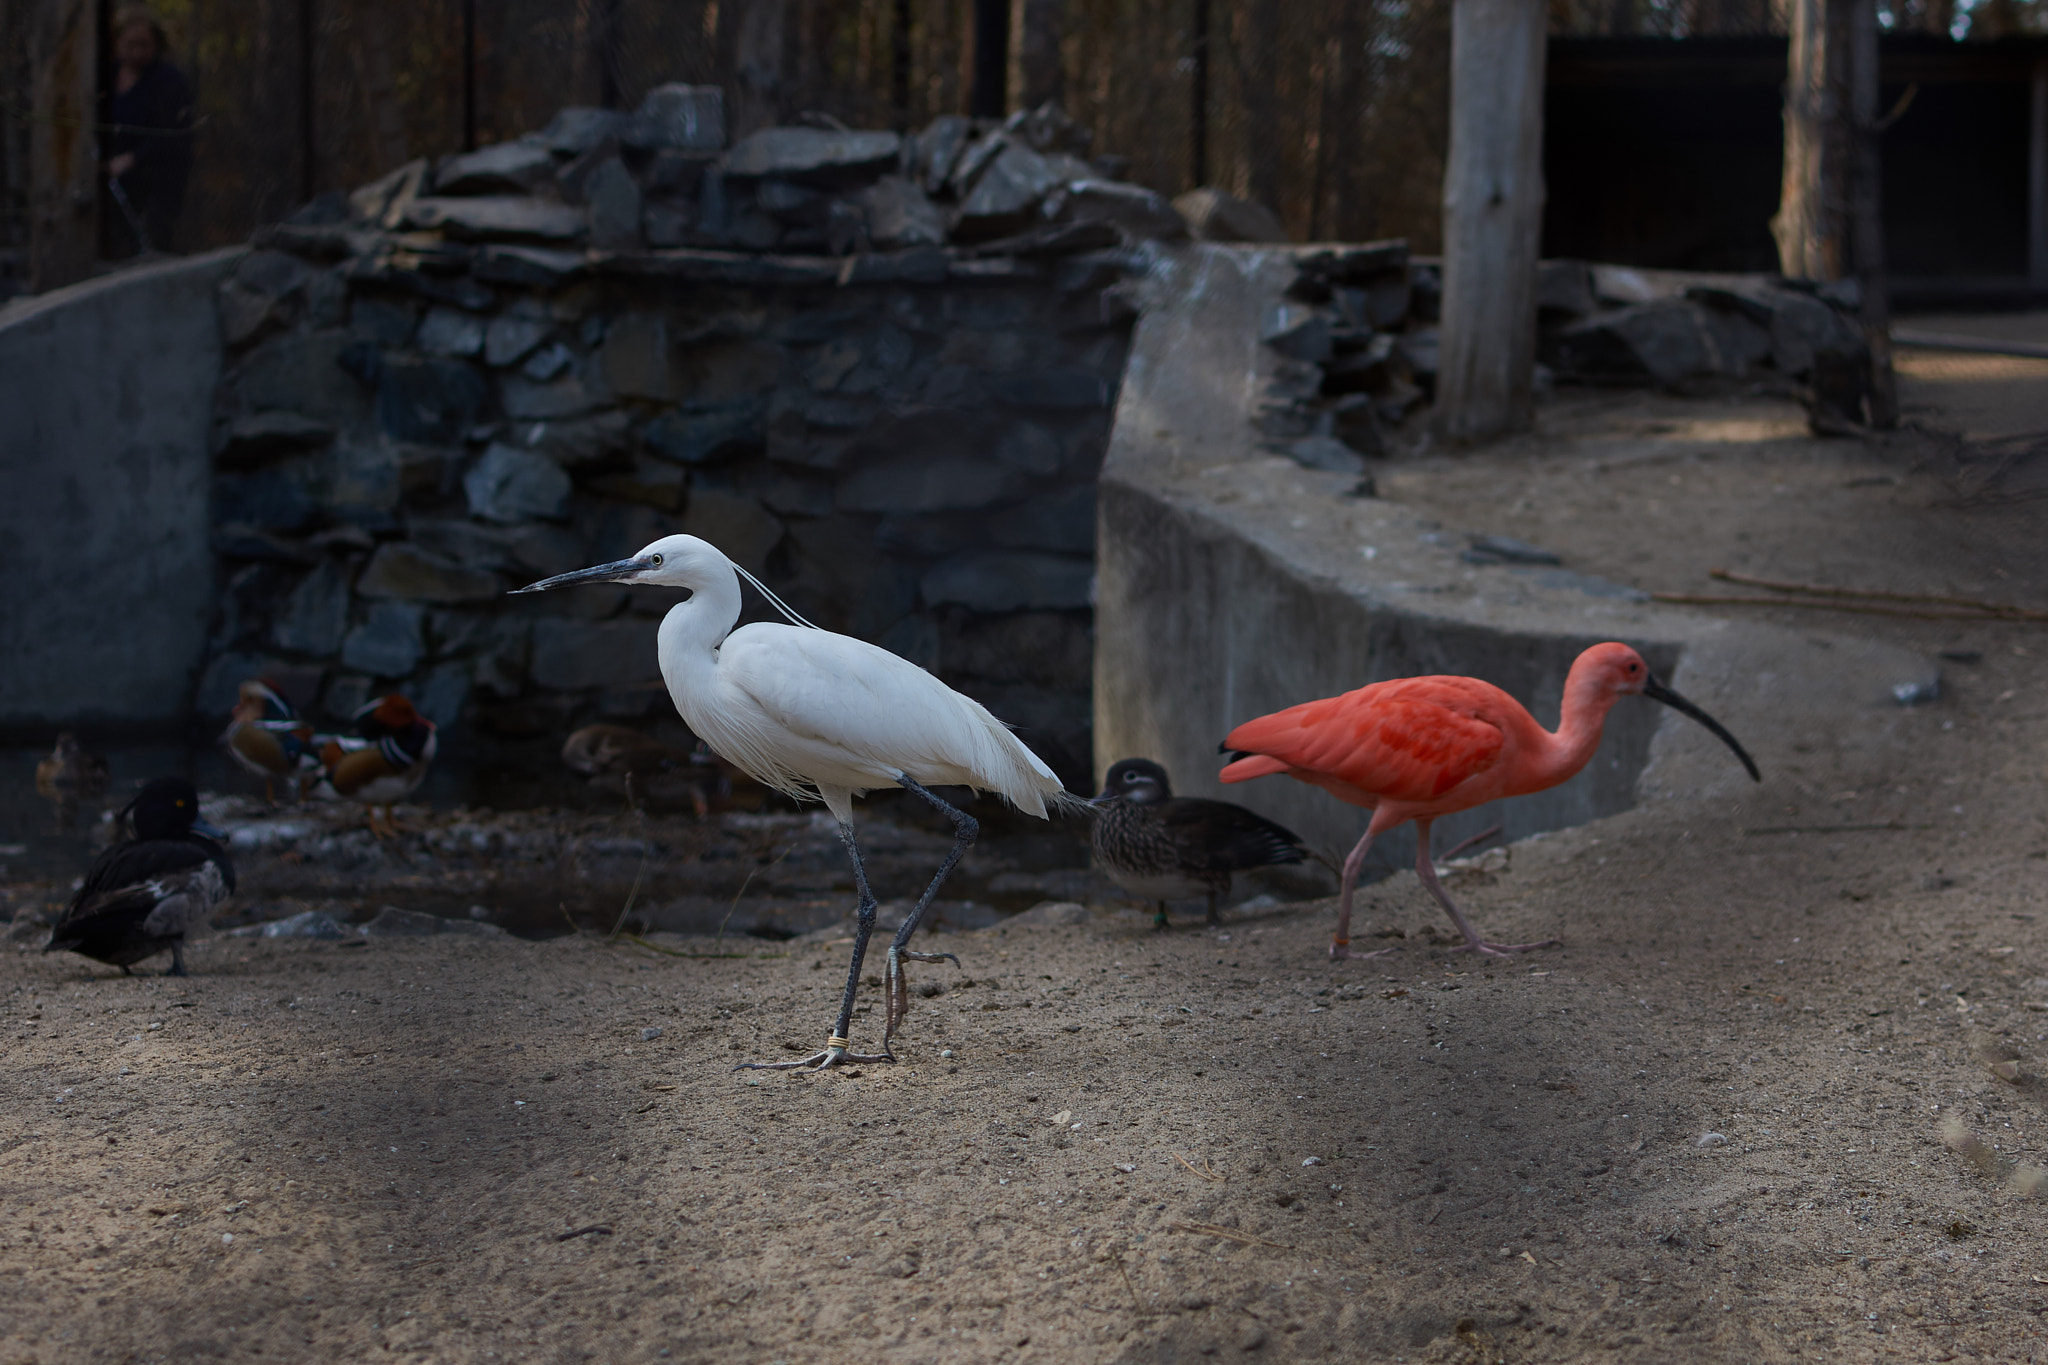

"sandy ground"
[4, 363, 2048, 1364]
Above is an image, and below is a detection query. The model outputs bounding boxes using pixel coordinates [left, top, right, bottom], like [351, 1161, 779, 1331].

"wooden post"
[1008, 0, 1064, 112]
[1189, 0, 1209, 188]
[726, 0, 788, 137]
[1772, 0, 1854, 279]
[27, 0, 97, 293]
[1435, 0, 1547, 445]
[970, 0, 1008, 117]
[1850, 0, 1897, 427]
[2030, 59, 2048, 287]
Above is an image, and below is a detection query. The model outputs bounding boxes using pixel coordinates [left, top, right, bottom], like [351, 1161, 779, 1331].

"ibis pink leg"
[1412, 818, 1559, 957]
[1331, 827, 1399, 961]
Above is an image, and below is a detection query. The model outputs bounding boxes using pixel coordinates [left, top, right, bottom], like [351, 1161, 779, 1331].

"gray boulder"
[341, 602, 425, 677]
[723, 128, 900, 184]
[681, 489, 783, 574]
[1767, 290, 1864, 378]
[586, 159, 643, 250]
[257, 911, 346, 939]
[272, 558, 352, 655]
[921, 551, 1094, 612]
[837, 452, 1026, 513]
[214, 411, 334, 467]
[484, 315, 551, 368]
[1537, 259, 1597, 319]
[464, 443, 573, 523]
[515, 410, 634, 471]
[434, 138, 556, 195]
[987, 486, 1095, 553]
[405, 196, 589, 244]
[354, 543, 502, 603]
[955, 143, 1065, 235]
[643, 399, 765, 465]
[626, 84, 726, 152]
[538, 108, 628, 156]
[416, 307, 485, 358]
[1052, 180, 1186, 241]
[374, 357, 486, 444]
[360, 906, 508, 937]
[1174, 188, 1290, 243]
[529, 619, 663, 689]
[499, 372, 606, 421]
[855, 175, 947, 249]
[914, 115, 973, 193]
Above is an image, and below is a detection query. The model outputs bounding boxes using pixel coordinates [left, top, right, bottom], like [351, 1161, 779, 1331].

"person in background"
[104, 5, 193, 255]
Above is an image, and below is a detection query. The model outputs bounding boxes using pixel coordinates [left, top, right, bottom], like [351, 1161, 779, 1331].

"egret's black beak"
[1642, 675, 1761, 782]
[511, 556, 655, 594]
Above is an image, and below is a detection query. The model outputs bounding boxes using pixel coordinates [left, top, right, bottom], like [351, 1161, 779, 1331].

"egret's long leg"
[736, 822, 893, 1072]
[1412, 821, 1559, 958]
[881, 776, 973, 1041]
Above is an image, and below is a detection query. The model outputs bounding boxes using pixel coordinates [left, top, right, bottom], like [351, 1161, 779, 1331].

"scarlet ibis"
[34, 732, 108, 827]
[221, 679, 319, 804]
[1091, 758, 1310, 928]
[45, 778, 234, 976]
[304, 694, 437, 838]
[515, 533, 1075, 1072]
[1219, 643, 1759, 958]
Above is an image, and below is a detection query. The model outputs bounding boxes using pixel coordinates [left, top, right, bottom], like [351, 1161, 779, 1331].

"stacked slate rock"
[1254, 242, 1430, 476]
[1257, 251, 1877, 471]
[199, 86, 1172, 785]
[1535, 263, 1873, 428]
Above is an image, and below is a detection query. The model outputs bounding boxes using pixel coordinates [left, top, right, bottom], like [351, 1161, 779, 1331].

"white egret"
[514, 533, 1077, 1071]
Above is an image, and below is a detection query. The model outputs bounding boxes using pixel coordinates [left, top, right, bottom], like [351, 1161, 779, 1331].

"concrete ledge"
[1094, 244, 1938, 866]
[0, 248, 246, 726]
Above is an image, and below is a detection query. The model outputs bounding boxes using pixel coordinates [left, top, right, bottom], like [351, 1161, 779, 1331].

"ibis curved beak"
[511, 555, 656, 594]
[1642, 675, 1761, 782]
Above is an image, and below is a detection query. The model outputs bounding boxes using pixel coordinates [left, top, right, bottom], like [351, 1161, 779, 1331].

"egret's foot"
[884, 947, 960, 1042]
[735, 1037, 895, 1073]
[1152, 910, 1170, 930]
[1331, 938, 1398, 961]
[1450, 936, 1561, 958]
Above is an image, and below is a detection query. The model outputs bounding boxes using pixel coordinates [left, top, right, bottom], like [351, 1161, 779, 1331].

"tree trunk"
[1009, 0, 1064, 113]
[1435, 0, 1547, 445]
[1850, 0, 1897, 428]
[1772, 0, 1854, 280]
[2030, 59, 2048, 286]
[27, 0, 96, 292]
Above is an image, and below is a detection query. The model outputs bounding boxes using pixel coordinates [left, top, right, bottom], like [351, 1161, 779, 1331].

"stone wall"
[0, 249, 245, 729]
[195, 92, 1167, 785]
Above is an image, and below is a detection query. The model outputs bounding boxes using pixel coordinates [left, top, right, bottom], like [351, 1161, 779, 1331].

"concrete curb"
[1094, 243, 1938, 868]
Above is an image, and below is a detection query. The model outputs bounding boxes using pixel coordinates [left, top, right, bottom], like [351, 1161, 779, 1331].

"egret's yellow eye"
[650, 554, 663, 567]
